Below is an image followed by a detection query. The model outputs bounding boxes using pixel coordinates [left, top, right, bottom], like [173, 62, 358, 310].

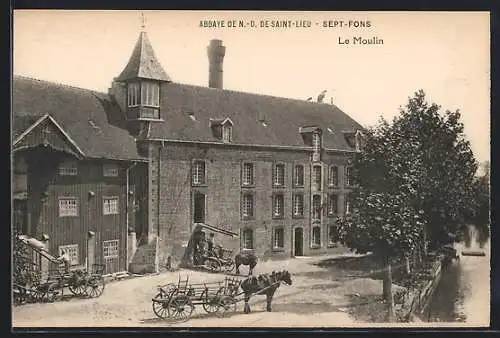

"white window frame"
[328, 194, 338, 216]
[103, 239, 119, 259]
[329, 166, 339, 186]
[59, 197, 78, 217]
[222, 125, 233, 143]
[103, 196, 119, 215]
[345, 166, 352, 187]
[312, 132, 321, 153]
[293, 193, 304, 217]
[242, 228, 254, 249]
[274, 163, 285, 186]
[313, 165, 322, 188]
[312, 195, 322, 220]
[242, 193, 254, 218]
[294, 164, 304, 187]
[141, 81, 160, 107]
[103, 163, 119, 177]
[59, 161, 78, 176]
[273, 227, 285, 249]
[273, 193, 284, 218]
[58, 244, 79, 266]
[192, 160, 206, 185]
[127, 82, 140, 107]
[242, 162, 254, 186]
[312, 226, 321, 247]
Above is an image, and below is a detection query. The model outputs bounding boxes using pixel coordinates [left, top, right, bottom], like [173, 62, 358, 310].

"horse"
[234, 251, 258, 275]
[240, 270, 293, 314]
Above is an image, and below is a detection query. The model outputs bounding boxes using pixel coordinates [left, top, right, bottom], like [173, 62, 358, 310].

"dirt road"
[13, 254, 385, 328]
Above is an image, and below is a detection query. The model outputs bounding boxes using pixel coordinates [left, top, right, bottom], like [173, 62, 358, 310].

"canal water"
[423, 225, 490, 324]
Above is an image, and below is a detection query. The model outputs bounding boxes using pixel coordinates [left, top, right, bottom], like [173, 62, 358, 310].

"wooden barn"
[12, 77, 148, 275]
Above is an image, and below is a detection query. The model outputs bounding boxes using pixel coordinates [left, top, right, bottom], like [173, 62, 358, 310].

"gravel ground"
[13, 253, 391, 328]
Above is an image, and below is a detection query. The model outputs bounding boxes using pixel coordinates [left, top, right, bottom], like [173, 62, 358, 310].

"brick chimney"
[207, 39, 226, 89]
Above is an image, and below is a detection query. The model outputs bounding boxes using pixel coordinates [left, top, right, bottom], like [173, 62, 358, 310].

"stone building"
[12, 28, 364, 273]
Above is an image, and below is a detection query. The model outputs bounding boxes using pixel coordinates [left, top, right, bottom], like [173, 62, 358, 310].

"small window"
[313, 165, 322, 190]
[103, 240, 119, 258]
[103, 163, 119, 177]
[294, 164, 304, 187]
[273, 193, 284, 218]
[242, 162, 254, 186]
[59, 198, 78, 217]
[141, 81, 160, 107]
[58, 244, 79, 266]
[127, 82, 140, 107]
[59, 161, 78, 176]
[273, 228, 284, 249]
[242, 193, 254, 219]
[274, 163, 285, 186]
[192, 160, 206, 185]
[222, 125, 232, 143]
[344, 194, 351, 215]
[312, 132, 321, 153]
[293, 193, 304, 217]
[329, 166, 339, 186]
[242, 228, 254, 249]
[103, 197, 119, 215]
[328, 225, 340, 245]
[312, 195, 322, 220]
[345, 166, 352, 187]
[312, 226, 321, 246]
[328, 194, 338, 216]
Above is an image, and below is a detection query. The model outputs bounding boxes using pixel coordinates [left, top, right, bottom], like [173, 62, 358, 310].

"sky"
[13, 10, 490, 166]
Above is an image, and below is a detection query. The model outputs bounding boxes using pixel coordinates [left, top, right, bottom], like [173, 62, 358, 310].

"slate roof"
[149, 83, 363, 151]
[115, 31, 171, 82]
[12, 76, 145, 161]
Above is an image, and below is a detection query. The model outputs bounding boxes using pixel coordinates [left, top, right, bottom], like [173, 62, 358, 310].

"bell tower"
[109, 14, 171, 138]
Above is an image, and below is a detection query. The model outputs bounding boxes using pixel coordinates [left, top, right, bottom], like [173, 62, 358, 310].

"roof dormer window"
[210, 117, 234, 143]
[222, 124, 232, 143]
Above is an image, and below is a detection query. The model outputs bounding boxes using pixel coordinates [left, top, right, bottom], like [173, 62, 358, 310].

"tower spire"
[141, 12, 146, 31]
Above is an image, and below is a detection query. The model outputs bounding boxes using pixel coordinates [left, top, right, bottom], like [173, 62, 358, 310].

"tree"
[336, 90, 477, 321]
[395, 90, 477, 251]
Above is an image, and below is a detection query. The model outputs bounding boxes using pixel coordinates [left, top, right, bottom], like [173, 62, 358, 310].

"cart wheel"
[216, 296, 237, 318]
[69, 283, 87, 297]
[205, 258, 222, 273]
[202, 296, 220, 313]
[168, 295, 194, 323]
[224, 260, 235, 273]
[85, 277, 105, 298]
[152, 293, 170, 319]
